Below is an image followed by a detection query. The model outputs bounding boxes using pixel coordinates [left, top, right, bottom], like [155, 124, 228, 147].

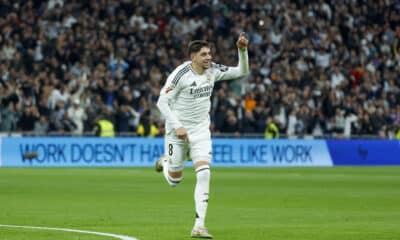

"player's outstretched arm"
[215, 33, 249, 81]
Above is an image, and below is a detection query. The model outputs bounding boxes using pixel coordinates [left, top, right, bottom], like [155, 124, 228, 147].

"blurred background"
[1, 0, 400, 139]
[1, 3, 400, 239]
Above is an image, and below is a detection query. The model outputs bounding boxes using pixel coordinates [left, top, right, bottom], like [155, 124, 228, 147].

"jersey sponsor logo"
[190, 85, 213, 98]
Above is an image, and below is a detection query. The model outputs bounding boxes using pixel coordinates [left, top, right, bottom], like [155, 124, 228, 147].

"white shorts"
[165, 120, 212, 172]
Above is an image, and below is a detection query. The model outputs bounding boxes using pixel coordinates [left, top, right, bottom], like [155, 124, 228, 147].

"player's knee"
[167, 174, 183, 187]
[167, 169, 183, 187]
[168, 170, 182, 178]
[194, 160, 210, 169]
[195, 165, 210, 183]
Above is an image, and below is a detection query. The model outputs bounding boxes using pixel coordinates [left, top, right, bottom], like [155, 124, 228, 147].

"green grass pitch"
[0, 167, 399, 240]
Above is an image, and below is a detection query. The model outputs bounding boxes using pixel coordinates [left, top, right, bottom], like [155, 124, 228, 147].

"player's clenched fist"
[236, 32, 249, 50]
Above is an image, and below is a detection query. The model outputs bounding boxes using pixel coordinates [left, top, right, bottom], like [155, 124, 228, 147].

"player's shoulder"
[171, 61, 191, 75]
[169, 61, 192, 85]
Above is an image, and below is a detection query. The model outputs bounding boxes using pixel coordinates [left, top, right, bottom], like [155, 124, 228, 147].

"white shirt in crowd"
[67, 100, 87, 135]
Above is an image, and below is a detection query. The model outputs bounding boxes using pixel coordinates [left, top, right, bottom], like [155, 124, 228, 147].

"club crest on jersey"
[165, 86, 174, 93]
[206, 74, 211, 81]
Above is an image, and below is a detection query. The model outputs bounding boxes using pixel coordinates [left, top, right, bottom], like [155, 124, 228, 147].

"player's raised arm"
[215, 32, 250, 81]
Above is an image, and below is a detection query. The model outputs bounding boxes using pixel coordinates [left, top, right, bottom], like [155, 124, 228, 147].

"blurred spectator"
[116, 102, 138, 134]
[49, 101, 67, 131]
[94, 114, 115, 137]
[221, 109, 240, 136]
[0, 102, 20, 133]
[109, 54, 129, 79]
[60, 111, 77, 133]
[244, 92, 257, 112]
[136, 110, 159, 137]
[265, 117, 280, 139]
[34, 116, 49, 136]
[18, 105, 39, 132]
[396, 128, 400, 139]
[241, 110, 257, 133]
[67, 98, 86, 135]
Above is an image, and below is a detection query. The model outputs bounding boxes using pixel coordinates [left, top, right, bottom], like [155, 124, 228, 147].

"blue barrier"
[327, 140, 400, 165]
[0, 137, 333, 167]
[0, 137, 399, 167]
[211, 139, 332, 167]
[0, 137, 164, 167]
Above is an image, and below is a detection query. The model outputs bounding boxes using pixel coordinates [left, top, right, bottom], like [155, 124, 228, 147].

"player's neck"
[191, 63, 205, 75]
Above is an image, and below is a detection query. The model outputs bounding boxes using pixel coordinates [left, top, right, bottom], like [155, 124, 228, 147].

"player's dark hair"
[188, 40, 210, 55]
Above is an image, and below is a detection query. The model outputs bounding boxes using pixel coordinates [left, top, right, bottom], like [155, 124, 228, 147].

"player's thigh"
[165, 137, 188, 172]
[189, 129, 212, 164]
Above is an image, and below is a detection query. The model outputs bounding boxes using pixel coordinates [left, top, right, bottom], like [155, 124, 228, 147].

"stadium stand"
[0, 0, 400, 138]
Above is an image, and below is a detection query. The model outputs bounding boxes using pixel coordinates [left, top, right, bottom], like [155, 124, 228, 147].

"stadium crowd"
[1, 0, 400, 138]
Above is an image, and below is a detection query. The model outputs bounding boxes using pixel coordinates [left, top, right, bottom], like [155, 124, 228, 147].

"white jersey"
[157, 49, 249, 132]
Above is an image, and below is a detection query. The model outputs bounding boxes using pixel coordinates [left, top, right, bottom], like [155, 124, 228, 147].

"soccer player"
[156, 33, 249, 239]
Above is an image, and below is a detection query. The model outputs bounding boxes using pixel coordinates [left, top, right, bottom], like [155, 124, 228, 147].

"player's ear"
[190, 52, 196, 60]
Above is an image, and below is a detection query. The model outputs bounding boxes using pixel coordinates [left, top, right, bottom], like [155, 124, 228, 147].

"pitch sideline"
[0, 224, 138, 240]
